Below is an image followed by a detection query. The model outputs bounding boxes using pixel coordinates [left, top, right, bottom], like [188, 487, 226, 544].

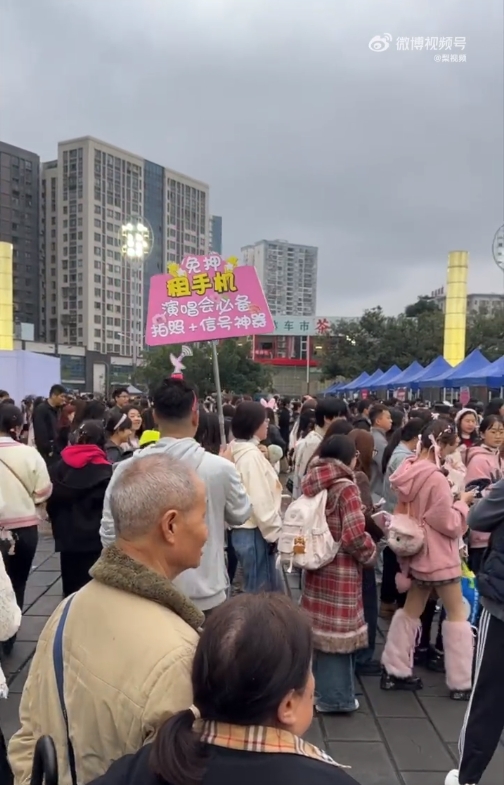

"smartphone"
[371, 511, 390, 531]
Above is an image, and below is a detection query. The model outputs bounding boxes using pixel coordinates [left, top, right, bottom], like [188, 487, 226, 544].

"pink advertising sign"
[145, 254, 275, 346]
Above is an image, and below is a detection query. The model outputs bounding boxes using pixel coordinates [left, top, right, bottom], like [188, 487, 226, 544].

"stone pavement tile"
[8, 664, 30, 694]
[380, 718, 453, 771]
[35, 538, 55, 553]
[23, 585, 51, 607]
[0, 692, 21, 740]
[24, 593, 62, 617]
[401, 772, 450, 785]
[33, 553, 59, 571]
[1, 641, 35, 677]
[45, 579, 63, 596]
[17, 615, 48, 642]
[448, 742, 504, 785]
[327, 741, 401, 785]
[303, 718, 325, 748]
[26, 570, 60, 587]
[321, 710, 381, 742]
[419, 697, 466, 744]
[360, 676, 424, 717]
[320, 694, 381, 742]
[413, 668, 449, 698]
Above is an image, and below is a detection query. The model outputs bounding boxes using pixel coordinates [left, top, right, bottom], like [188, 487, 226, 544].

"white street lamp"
[120, 219, 153, 369]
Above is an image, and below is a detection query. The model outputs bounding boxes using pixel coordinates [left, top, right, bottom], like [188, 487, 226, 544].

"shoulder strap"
[53, 595, 78, 785]
[0, 456, 32, 500]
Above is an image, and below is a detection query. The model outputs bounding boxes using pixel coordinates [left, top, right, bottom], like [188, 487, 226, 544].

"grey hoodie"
[383, 442, 415, 513]
[370, 427, 389, 503]
[99, 437, 251, 611]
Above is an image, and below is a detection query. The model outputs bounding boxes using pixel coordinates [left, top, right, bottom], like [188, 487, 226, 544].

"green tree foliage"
[135, 339, 273, 397]
[320, 303, 504, 381]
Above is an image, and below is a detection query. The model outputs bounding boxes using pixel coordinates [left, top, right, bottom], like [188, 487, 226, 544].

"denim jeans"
[230, 527, 280, 593]
[355, 568, 378, 667]
[313, 649, 356, 712]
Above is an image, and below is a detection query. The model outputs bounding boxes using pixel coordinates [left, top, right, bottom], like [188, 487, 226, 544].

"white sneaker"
[445, 770, 475, 785]
[315, 699, 359, 714]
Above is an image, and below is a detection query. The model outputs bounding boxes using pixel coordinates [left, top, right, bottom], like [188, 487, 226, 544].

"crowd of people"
[0, 382, 503, 785]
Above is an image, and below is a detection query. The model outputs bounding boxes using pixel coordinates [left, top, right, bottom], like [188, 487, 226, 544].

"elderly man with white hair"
[8, 453, 207, 785]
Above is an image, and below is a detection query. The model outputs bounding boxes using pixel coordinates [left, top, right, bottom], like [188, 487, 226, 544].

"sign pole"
[211, 341, 227, 446]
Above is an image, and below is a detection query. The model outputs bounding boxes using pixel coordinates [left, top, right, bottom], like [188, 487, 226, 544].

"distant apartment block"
[241, 239, 318, 316]
[430, 287, 504, 313]
[0, 141, 41, 338]
[38, 136, 209, 357]
[209, 215, 222, 254]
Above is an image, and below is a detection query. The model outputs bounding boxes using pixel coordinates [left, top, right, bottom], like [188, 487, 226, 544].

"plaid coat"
[300, 458, 376, 654]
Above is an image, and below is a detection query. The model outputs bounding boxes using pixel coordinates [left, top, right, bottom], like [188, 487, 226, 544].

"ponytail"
[150, 708, 208, 785]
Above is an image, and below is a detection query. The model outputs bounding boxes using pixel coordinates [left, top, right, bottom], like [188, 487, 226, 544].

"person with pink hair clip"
[380, 420, 477, 701]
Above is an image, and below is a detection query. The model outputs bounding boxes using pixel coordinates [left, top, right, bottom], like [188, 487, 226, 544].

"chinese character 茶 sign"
[145, 254, 275, 346]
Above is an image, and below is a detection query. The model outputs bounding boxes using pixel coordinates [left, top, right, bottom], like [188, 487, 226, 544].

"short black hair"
[49, 384, 66, 397]
[112, 387, 129, 400]
[232, 402, 266, 440]
[369, 404, 389, 426]
[314, 398, 348, 428]
[357, 399, 370, 414]
[319, 434, 356, 466]
[0, 390, 9, 398]
[152, 378, 197, 422]
[0, 403, 23, 433]
[105, 409, 132, 435]
[76, 420, 106, 448]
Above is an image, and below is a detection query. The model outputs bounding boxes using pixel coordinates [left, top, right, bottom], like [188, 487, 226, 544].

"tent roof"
[368, 365, 402, 389]
[353, 369, 383, 390]
[339, 371, 370, 392]
[419, 349, 489, 388]
[322, 381, 342, 394]
[410, 356, 451, 387]
[455, 355, 504, 387]
[386, 361, 424, 386]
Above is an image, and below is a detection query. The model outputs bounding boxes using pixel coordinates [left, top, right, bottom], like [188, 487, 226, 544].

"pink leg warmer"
[381, 608, 420, 678]
[442, 619, 473, 691]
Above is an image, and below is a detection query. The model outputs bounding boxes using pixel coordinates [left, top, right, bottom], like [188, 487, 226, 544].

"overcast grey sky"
[1, 0, 503, 316]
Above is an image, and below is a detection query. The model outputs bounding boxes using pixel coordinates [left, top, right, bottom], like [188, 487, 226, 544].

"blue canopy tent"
[353, 369, 384, 391]
[421, 349, 489, 389]
[321, 381, 344, 394]
[386, 361, 424, 387]
[338, 371, 370, 393]
[409, 356, 452, 390]
[368, 365, 402, 390]
[452, 355, 504, 388]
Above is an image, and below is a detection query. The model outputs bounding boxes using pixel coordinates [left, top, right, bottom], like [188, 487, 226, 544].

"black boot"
[380, 669, 423, 692]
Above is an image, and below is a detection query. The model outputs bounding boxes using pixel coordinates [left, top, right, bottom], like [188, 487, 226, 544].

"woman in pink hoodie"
[381, 421, 476, 701]
[465, 414, 504, 574]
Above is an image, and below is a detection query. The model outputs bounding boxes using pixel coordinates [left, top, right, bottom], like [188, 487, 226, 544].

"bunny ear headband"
[260, 398, 276, 410]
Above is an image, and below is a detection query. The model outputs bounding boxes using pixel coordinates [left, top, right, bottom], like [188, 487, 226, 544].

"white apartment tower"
[241, 239, 318, 315]
[40, 136, 209, 356]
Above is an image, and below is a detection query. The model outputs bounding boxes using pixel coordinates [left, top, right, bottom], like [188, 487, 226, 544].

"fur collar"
[90, 544, 204, 631]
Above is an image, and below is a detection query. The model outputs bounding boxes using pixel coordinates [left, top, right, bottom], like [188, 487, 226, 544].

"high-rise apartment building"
[40, 137, 209, 356]
[0, 141, 41, 338]
[241, 239, 318, 315]
[209, 215, 222, 254]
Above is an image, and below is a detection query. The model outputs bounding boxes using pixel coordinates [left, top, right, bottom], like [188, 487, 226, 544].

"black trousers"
[60, 551, 101, 597]
[4, 525, 38, 616]
[458, 609, 504, 784]
[380, 546, 401, 604]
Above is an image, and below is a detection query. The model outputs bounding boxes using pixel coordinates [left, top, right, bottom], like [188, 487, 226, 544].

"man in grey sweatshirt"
[100, 379, 251, 614]
[369, 404, 392, 503]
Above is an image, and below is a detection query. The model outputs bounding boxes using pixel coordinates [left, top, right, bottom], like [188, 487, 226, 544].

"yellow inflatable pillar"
[0, 242, 14, 350]
[443, 251, 468, 366]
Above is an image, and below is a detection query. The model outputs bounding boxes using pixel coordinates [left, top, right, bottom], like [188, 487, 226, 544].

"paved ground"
[1, 532, 502, 785]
